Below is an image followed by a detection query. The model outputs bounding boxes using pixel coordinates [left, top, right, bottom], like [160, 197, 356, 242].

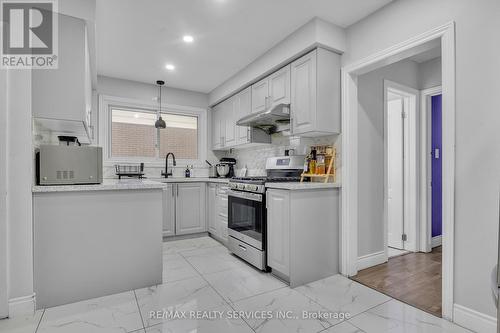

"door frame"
[420, 86, 443, 252]
[383, 80, 419, 261]
[340, 21, 455, 320]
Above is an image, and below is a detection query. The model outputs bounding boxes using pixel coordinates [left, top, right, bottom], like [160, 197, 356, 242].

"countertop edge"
[32, 178, 231, 193]
[264, 182, 342, 190]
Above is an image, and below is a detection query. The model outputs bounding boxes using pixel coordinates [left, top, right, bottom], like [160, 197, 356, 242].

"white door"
[211, 104, 222, 149]
[291, 50, 316, 135]
[251, 77, 268, 113]
[224, 98, 236, 147]
[266, 189, 290, 276]
[268, 65, 291, 107]
[175, 183, 206, 235]
[387, 96, 405, 249]
[207, 184, 217, 235]
[236, 87, 251, 144]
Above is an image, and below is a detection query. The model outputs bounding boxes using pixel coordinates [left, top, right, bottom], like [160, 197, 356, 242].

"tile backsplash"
[214, 133, 342, 179]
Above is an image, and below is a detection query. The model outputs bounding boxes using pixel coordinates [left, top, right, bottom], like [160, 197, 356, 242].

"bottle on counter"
[185, 165, 191, 178]
[303, 153, 310, 173]
[316, 153, 326, 174]
[309, 149, 317, 174]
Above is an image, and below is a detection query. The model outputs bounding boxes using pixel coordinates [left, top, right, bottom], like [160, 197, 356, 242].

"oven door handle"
[228, 190, 263, 202]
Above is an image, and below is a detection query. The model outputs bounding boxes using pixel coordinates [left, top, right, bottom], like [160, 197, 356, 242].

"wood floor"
[351, 247, 442, 317]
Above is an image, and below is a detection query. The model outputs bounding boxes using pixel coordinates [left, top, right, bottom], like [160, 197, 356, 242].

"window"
[111, 109, 156, 158]
[158, 113, 198, 159]
[109, 107, 199, 160]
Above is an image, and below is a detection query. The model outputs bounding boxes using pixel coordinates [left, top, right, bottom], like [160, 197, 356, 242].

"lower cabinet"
[266, 188, 340, 287]
[266, 189, 291, 277]
[207, 183, 229, 244]
[163, 183, 207, 237]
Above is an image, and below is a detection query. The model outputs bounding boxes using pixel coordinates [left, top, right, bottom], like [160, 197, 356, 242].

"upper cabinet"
[290, 49, 340, 136]
[251, 65, 290, 113]
[212, 87, 271, 150]
[210, 47, 340, 150]
[32, 13, 93, 143]
[251, 79, 268, 114]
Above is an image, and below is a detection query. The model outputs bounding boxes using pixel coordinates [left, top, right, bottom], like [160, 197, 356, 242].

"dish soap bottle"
[185, 165, 191, 178]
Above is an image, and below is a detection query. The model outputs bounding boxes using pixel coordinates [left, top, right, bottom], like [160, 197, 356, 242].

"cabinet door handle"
[171, 185, 174, 197]
[177, 185, 179, 196]
[247, 127, 251, 140]
[238, 244, 247, 251]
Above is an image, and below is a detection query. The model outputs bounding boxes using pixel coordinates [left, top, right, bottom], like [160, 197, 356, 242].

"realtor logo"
[1, 0, 58, 69]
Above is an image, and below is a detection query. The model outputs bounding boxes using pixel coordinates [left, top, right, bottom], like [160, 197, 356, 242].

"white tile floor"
[0, 236, 472, 333]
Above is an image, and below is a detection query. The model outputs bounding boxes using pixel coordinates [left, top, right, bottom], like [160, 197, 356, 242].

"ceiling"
[96, 0, 393, 93]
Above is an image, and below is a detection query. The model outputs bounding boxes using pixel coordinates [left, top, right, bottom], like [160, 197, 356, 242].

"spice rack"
[300, 146, 336, 183]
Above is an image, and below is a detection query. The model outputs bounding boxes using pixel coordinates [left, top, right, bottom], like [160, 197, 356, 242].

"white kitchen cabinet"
[266, 187, 340, 287]
[32, 13, 93, 143]
[290, 48, 341, 136]
[207, 183, 229, 244]
[236, 87, 252, 145]
[163, 183, 207, 237]
[251, 78, 268, 113]
[162, 185, 175, 237]
[224, 99, 236, 147]
[211, 104, 223, 150]
[212, 88, 270, 150]
[268, 65, 291, 107]
[266, 189, 290, 277]
[175, 183, 207, 235]
[251, 65, 290, 114]
[207, 184, 217, 234]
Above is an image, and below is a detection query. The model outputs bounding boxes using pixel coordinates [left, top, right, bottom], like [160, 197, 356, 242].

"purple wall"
[431, 94, 442, 238]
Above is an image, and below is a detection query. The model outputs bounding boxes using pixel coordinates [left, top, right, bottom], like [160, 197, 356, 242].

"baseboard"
[453, 303, 497, 333]
[8, 293, 36, 317]
[432, 235, 442, 248]
[357, 251, 386, 271]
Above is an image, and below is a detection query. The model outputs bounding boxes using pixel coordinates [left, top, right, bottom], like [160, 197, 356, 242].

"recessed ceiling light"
[183, 35, 194, 43]
[165, 64, 175, 71]
[134, 113, 139, 118]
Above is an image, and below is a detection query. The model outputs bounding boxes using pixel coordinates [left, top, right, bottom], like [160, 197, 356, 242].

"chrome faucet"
[162, 152, 176, 178]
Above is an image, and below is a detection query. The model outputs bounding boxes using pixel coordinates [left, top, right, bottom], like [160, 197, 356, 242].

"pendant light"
[155, 80, 166, 129]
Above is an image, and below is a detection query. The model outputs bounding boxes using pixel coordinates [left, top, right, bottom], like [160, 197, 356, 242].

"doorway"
[340, 22, 455, 319]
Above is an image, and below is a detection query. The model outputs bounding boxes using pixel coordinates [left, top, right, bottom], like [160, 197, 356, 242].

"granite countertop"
[150, 177, 230, 184]
[32, 179, 168, 193]
[265, 182, 342, 190]
[33, 177, 230, 193]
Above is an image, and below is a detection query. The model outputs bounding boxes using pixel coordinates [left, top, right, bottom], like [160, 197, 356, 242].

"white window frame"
[98, 94, 207, 167]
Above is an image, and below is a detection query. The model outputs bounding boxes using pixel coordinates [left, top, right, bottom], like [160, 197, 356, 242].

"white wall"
[96, 75, 216, 176]
[6, 70, 34, 315]
[418, 57, 442, 89]
[357, 59, 419, 257]
[97, 76, 209, 109]
[345, 0, 500, 320]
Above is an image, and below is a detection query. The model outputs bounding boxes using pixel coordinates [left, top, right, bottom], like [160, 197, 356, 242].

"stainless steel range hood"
[236, 103, 290, 134]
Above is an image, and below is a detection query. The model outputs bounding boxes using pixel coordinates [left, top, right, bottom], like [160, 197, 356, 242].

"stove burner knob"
[246, 184, 257, 192]
[238, 184, 245, 190]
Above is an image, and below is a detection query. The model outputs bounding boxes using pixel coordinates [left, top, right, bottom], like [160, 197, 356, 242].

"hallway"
[351, 247, 442, 318]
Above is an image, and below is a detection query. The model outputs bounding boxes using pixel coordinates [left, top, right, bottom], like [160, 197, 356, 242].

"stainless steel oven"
[227, 184, 267, 270]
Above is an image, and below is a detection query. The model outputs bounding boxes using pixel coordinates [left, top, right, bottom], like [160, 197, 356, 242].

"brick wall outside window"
[112, 122, 197, 159]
